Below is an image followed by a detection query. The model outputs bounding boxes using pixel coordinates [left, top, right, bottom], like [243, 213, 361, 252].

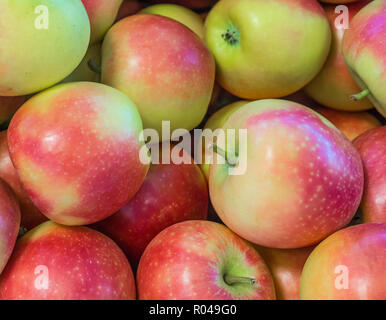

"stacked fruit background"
[0, 0, 385, 300]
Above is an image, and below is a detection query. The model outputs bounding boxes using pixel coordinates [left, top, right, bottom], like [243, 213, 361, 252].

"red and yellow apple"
[137, 220, 276, 300]
[300, 223, 386, 300]
[8, 82, 149, 226]
[0, 221, 136, 299]
[205, 0, 331, 99]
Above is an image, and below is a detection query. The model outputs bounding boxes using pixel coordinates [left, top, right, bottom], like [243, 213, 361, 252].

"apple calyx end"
[221, 28, 240, 46]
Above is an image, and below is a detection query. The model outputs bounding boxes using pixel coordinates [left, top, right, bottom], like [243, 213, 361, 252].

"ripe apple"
[200, 100, 249, 180]
[0, 0, 90, 96]
[81, 0, 123, 44]
[61, 43, 101, 83]
[115, 0, 143, 21]
[93, 147, 209, 267]
[205, 0, 331, 99]
[102, 14, 215, 137]
[353, 127, 386, 223]
[314, 106, 381, 141]
[300, 223, 386, 300]
[0, 131, 47, 230]
[305, 1, 373, 111]
[7, 82, 149, 226]
[342, 0, 386, 116]
[151, 0, 217, 9]
[137, 220, 276, 300]
[0, 180, 20, 274]
[140, 4, 205, 40]
[0, 96, 26, 129]
[209, 99, 364, 249]
[254, 245, 314, 300]
[0, 221, 136, 299]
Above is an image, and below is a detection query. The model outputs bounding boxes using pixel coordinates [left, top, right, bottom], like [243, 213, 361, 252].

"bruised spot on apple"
[137, 220, 276, 300]
[0, 221, 136, 299]
[7, 82, 149, 226]
[209, 99, 364, 249]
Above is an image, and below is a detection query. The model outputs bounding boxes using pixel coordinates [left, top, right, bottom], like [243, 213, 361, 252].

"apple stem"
[88, 58, 102, 74]
[351, 89, 370, 101]
[224, 275, 257, 286]
[210, 144, 238, 167]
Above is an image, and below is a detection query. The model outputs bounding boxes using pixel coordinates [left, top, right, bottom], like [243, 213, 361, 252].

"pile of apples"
[0, 0, 384, 300]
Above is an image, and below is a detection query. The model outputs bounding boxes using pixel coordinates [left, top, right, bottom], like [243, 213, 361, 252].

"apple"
[305, 1, 373, 112]
[115, 0, 143, 21]
[314, 106, 381, 141]
[151, 0, 217, 9]
[353, 127, 386, 223]
[0, 96, 26, 129]
[0, 0, 90, 96]
[0, 180, 20, 274]
[81, 0, 123, 44]
[0, 221, 136, 299]
[93, 147, 209, 268]
[101, 14, 215, 137]
[0, 131, 47, 230]
[7, 82, 149, 226]
[342, 0, 386, 117]
[300, 223, 386, 300]
[140, 4, 205, 40]
[137, 220, 276, 300]
[319, 0, 363, 3]
[209, 99, 364, 249]
[61, 43, 101, 84]
[205, 0, 331, 99]
[200, 100, 249, 180]
[254, 245, 314, 300]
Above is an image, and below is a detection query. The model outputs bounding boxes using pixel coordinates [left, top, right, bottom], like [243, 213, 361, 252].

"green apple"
[0, 0, 90, 96]
[342, 0, 386, 117]
[205, 0, 331, 99]
[140, 4, 205, 40]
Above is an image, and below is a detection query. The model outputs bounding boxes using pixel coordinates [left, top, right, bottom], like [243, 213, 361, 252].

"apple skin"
[353, 127, 386, 223]
[205, 0, 331, 99]
[0, 0, 90, 96]
[151, 0, 217, 9]
[140, 4, 205, 40]
[102, 14, 215, 137]
[210, 99, 364, 249]
[115, 0, 143, 21]
[7, 82, 149, 226]
[300, 223, 386, 300]
[0, 221, 136, 299]
[0, 96, 25, 128]
[305, 1, 373, 112]
[201, 100, 249, 180]
[137, 220, 276, 300]
[81, 0, 123, 44]
[254, 245, 314, 300]
[0, 180, 20, 274]
[319, 0, 363, 3]
[314, 106, 381, 141]
[342, 0, 386, 117]
[93, 148, 209, 268]
[0, 131, 47, 230]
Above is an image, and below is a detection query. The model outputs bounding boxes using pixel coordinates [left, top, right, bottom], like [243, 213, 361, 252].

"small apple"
[115, 0, 143, 21]
[0, 180, 20, 274]
[209, 99, 364, 249]
[353, 126, 386, 223]
[81, 0, 123, 44]
[102, 14, 215, 137]
[137, 220, 276, 300]
[0, 0, 90, 96]
[205, 0, 331, 99]
[0, 131, 47, 230]
[305, 1, 373, 111]
[0, 221, 136, 299]
[300, 223, 386, 300]
[254, 245, 314, 300]
[8, 82, 149, 226]
[93, 147, 209, 268]
[314, 106, 381, 141]
[151, 0, 217, 9]
[140, 4, 205, 40]
[342, 0, 386, 116]
[0, 96, 26, 129]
